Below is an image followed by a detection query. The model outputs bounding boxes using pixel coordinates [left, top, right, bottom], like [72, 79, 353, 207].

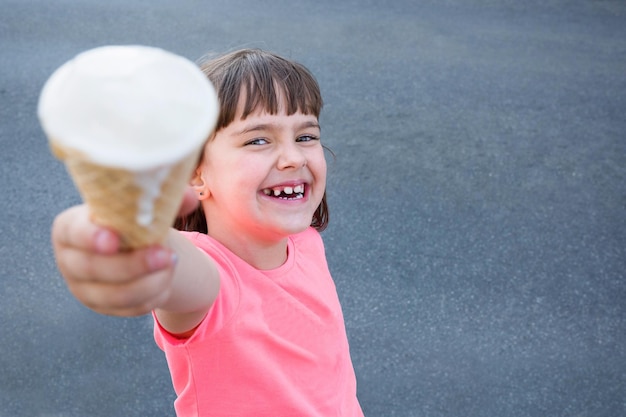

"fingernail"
[94, 229, 115, 253]
[147, 248, 176, 271]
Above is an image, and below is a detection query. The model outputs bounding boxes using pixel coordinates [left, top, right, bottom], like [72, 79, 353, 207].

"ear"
[190, 166, 210, 200]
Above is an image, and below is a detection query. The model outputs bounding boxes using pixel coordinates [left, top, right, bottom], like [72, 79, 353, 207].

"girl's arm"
[52, 204, 219, 335]
[154, 229, 219, 335]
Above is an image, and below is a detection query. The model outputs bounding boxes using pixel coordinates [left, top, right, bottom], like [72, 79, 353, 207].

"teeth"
[262, 184, 305, 198]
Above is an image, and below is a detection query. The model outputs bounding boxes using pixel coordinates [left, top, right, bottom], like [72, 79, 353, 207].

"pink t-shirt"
[153, 227, 364, 417]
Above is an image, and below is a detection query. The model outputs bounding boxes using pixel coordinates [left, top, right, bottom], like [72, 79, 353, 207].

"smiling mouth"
[262, 184, 305, 200]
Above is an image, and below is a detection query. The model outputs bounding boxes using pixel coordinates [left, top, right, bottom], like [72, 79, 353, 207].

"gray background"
[1, 0, 625, 416]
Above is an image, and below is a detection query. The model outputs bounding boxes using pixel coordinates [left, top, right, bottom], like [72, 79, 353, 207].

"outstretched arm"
[52, 197, 219, 335]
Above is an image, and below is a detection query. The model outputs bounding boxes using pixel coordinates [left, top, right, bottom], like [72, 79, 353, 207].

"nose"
[277, 141, 306, 170]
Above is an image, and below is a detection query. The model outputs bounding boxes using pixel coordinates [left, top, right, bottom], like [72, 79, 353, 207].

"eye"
[296, 134, 320, 143]
[245, 138, 269, 146]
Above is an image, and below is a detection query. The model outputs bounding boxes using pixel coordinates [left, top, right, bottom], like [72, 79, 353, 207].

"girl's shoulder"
[179, 230, 231, 256]
[179, 228, 327, 272]
[178, 230, 211, 247]
[177, 231, 241, 273]
[181, 228, 324, 253]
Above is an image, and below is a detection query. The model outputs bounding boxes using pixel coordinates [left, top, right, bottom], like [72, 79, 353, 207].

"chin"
[269, 217, 313, 237]
[280, 223, 311, 236]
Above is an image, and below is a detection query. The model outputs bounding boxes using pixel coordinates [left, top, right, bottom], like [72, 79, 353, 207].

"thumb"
[52, 204, 121, 255]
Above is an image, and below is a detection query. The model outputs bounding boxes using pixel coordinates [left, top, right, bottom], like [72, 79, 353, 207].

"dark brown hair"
[174, 49, 329, 233]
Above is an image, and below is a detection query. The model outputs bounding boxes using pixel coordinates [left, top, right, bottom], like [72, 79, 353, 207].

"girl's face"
[195, 102, 327, 246]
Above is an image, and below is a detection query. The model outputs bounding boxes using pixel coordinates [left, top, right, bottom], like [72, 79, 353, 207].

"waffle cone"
[51, 140, 200, 250]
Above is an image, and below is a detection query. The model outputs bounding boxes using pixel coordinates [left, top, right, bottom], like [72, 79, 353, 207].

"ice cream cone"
[38, 45, 219, 249]
[50, 141, 201, 249]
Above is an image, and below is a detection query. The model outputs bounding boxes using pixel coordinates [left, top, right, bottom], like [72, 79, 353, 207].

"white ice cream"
[38, 45, 219, 170]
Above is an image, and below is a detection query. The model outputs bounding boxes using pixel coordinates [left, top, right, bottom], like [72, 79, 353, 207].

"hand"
[50, 187, 199, 317]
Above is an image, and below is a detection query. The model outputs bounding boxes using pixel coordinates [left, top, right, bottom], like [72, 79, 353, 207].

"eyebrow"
[235, 120, 321, 136]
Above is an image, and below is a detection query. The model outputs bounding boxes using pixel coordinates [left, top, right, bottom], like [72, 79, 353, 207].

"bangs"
[199, 49, 323, 130]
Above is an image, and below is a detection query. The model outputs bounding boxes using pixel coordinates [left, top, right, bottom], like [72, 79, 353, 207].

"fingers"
[58, 243, 175, 284]
[67, 268, 174, 317]
[52, 205, 120, 255]
[52, 205, 177, 282]
[51, 204, 179, 316]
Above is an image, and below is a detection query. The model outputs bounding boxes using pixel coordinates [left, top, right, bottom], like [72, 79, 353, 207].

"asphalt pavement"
[1, 0, 625, 416]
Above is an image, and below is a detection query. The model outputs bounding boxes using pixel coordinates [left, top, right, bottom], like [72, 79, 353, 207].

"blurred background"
[1, 0, 625, 415]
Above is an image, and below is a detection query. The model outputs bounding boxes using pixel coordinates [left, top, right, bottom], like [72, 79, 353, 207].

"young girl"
[52, 49, 364, 417]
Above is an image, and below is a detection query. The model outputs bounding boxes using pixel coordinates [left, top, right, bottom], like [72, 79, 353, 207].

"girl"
[52, 49, 364, 417]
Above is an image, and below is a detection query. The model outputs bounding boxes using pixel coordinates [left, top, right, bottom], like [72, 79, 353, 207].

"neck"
[204, 215, 288, 270]
[217, 233, 288, 270]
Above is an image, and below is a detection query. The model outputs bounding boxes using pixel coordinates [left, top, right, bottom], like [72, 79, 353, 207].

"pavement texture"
[1, 0, 625, 416]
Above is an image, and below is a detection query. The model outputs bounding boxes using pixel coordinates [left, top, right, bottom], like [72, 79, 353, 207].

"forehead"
[230, 108, 320, 133]
[220, 95, 319, 137]
[233, 85, 317, 121]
